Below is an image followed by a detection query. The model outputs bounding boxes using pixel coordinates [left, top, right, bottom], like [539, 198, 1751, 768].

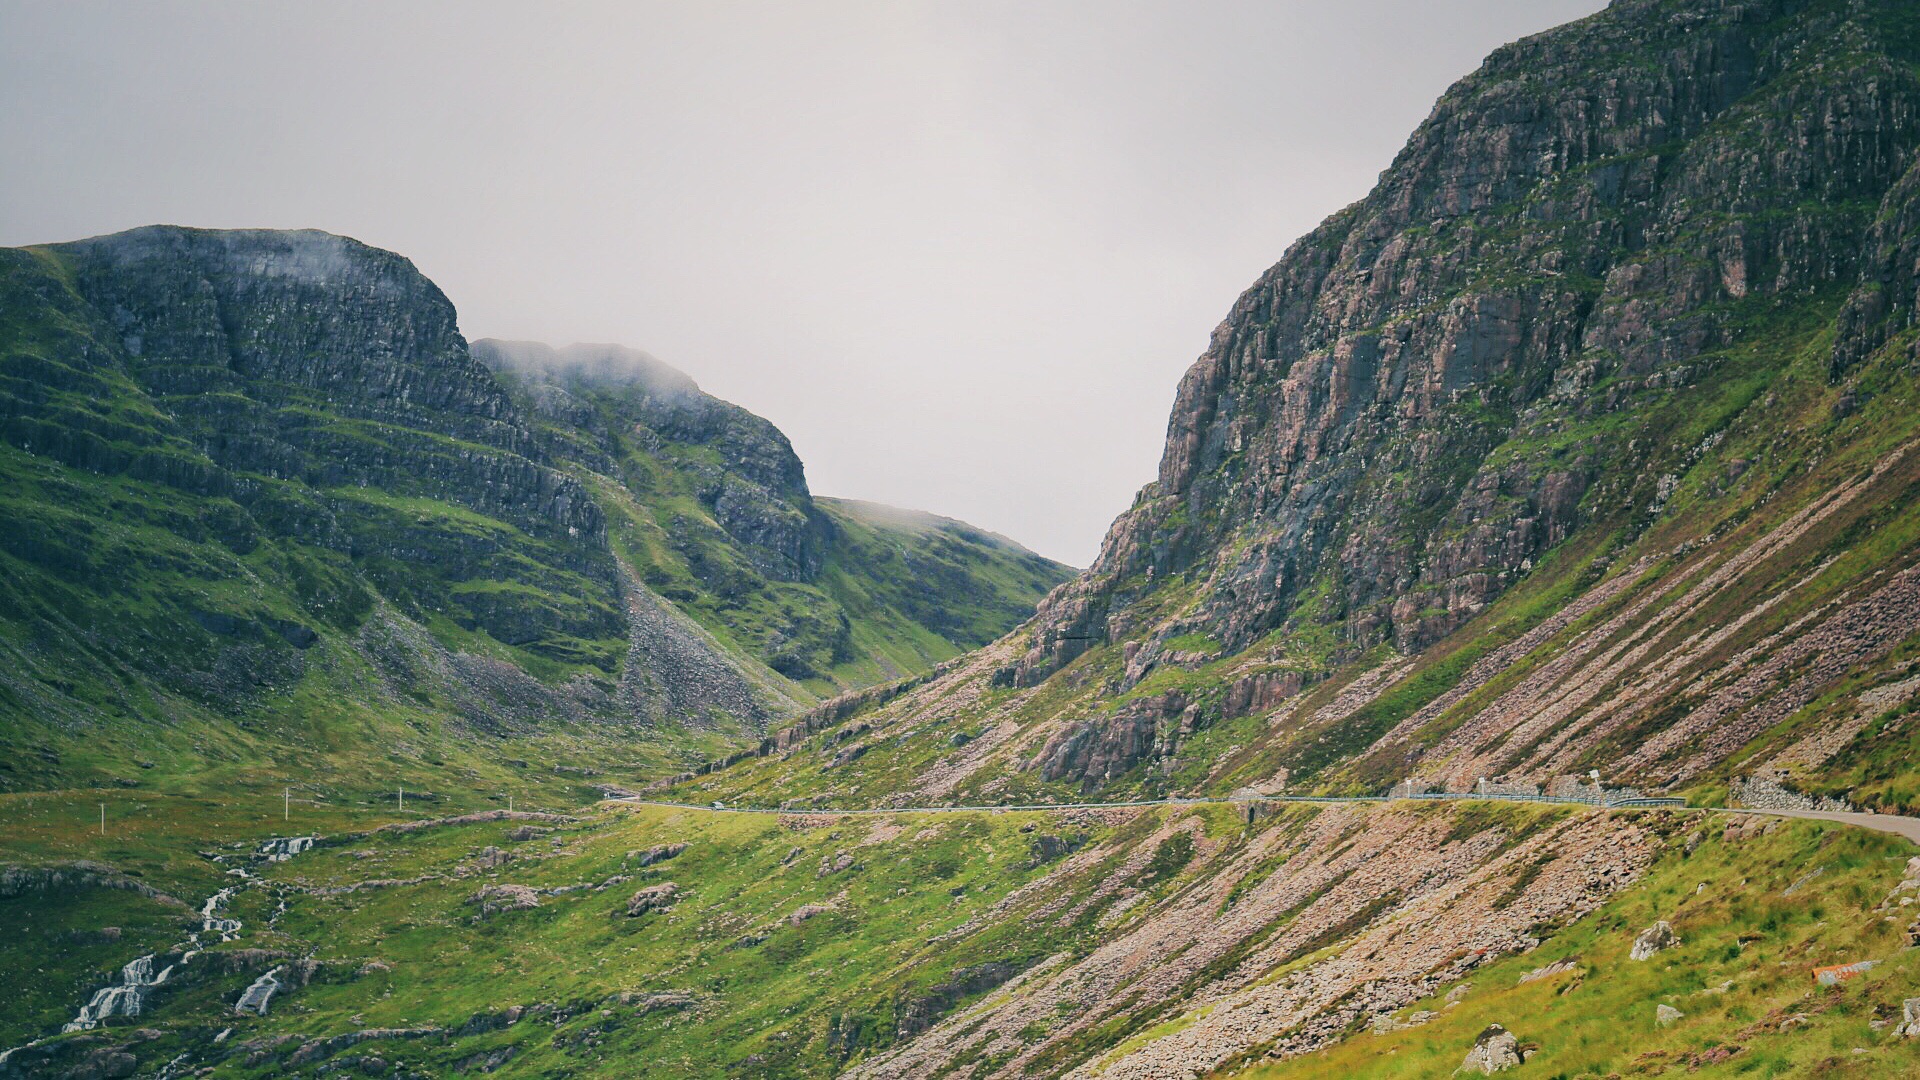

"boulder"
[787, 903, 832, 926]
[1630, 920, 1678, 961]
[1457, 1024, 1526, 1074]
[816, 851, 855, 877]
[472, 884, 540, 916]
[1896, 998, 1920, 1038]
[626, 882, 680, 916]
[1655, 1004, 1683, 1027]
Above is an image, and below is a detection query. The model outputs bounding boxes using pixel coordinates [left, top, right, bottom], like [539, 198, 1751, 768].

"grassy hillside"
[0, 241, 1068, 804]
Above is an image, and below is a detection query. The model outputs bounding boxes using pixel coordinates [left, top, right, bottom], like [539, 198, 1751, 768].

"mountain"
[688, 0, 1920, 811]
[8, 1, 1920, 1078]
[470, 340, 1075, 691]
[0, 228, 1071, 796]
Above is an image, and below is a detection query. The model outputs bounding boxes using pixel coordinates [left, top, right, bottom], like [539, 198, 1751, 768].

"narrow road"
[1721, 807, 1920, 846]
[608, 795, 1920, 847]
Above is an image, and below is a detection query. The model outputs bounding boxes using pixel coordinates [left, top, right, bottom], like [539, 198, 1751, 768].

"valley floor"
[3, 786, 1919, 1078]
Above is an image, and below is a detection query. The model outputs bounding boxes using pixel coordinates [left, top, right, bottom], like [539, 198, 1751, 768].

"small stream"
[0, 835, 317, 1066]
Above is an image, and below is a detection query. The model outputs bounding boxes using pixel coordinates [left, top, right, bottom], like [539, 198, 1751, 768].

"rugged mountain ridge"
[0, 227, 1071, 792]
[1017, 0, 1920, 688]
[670, 0, 1920, 835]
[472, 340, 1072, 689]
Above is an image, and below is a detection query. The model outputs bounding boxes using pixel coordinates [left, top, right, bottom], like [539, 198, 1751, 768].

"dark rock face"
[1025, 833, 1085, 869]
[0, 226, 630, 726]
[60, 230, 604, 550]
[1015, 0, 1920, 686]
[1027, 693, 1191, 789]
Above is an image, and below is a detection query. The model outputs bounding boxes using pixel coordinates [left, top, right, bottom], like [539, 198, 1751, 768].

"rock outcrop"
[625, 882, 680, 917]
[1630, 920, 1679, 962]
[1897, 998, 1920, 1038]
[1457, 1024, 1526, 1075]
[630, 843, 688, 867]
[471, 884, 540, 916]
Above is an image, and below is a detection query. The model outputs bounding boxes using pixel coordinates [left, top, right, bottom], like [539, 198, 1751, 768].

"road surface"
[1723, 807, 1920, 845]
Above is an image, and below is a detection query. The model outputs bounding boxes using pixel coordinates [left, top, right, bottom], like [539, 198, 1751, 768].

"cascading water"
[196, 879, 246, 943]
[259, 836, 314, 862]
[233, 966, 285, 1015]
[2, 833, 318, 1063]
[61, 954, 175, 1031]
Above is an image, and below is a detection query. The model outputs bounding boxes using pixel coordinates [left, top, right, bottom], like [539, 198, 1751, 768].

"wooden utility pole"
[284, 787, 290, 822]
[399, 786, 405, 812]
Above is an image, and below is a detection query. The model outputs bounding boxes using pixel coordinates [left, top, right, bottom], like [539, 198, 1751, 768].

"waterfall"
[233, 966, 285, 1016]
[61, 954, 175, 1031]
[5, 832, 318, 1058]
[197, 885, 244, 942]
[260, 836, 315, 862]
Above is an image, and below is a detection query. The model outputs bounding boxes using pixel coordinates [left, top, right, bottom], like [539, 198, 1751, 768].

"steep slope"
[472, 340, 1074, 693]
[0, 231, 1069, 796]
[677, 0, 1920, 818]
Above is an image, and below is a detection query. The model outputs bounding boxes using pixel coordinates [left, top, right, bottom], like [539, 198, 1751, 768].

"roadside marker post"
[99, 803, 105, 835]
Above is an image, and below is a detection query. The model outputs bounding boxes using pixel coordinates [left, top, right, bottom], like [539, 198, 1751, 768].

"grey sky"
[1, 0, 1606, 565]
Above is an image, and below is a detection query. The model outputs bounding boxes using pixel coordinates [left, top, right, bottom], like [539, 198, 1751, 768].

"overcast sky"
[1, 0, 1606, 565]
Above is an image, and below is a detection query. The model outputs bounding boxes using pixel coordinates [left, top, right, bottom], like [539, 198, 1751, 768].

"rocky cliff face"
[1015, 0, 1920, 687]
[673, 0, 1920, 815]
